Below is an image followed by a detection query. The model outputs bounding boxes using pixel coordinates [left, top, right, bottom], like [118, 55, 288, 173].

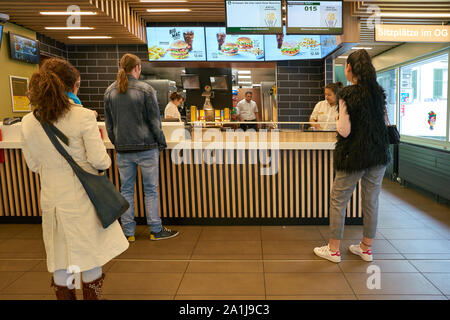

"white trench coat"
[21, 103, 129, 273]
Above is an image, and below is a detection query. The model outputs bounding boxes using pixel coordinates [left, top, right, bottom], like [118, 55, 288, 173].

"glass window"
[399, 53, 448, 141]
[377, 69, 397, 124]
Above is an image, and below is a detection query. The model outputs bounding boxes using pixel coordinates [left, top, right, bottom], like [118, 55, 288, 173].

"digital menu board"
[320, 35, 339, 57]
[205, 27, 264, 61]
[9, 32, 40, 64]
[225, 0, 283, 34]
[146, 27, 206, 61]
[264, 27, 322, 61]
[286, 1, 343, 35]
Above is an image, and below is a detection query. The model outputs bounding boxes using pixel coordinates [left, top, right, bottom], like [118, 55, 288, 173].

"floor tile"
[177, 273, 265, 296]
[422, 273, 450, 295]
[318, 226, 384, 240]
[378, 228, 445, 240]
[344, 273, 441, 295]
[339, 240, 400, 254]
[108, 260, 188, 273]
[261, 226, 323, 241]
[0, 239, 46, 254]
[186, 261, 263, 273]
[357, 295, 447, 300]
[0, 294, 56, 300]
[12, 225, 43, 240]
[340, 253, 406, 260]
[0, 225, 33, 239]
[192, 241, 262, 260]
[265, 273, 353, 295]
[0, 272, 25, 291]
[339, 260, 417, 273]
[199, 227, 261, 241]
[403, 254, 450, 260]
[267, 295, 356, 300]
[389, 240, 450, 254]
[118, 239, 197, 260]
[102, 272, 183, 295]
[1, 272, 53, 294]
[0, 260, 41, 272]
[376, 217, 425, 228]
[263, 261, 341, 273]
[408, 260, 450, 273]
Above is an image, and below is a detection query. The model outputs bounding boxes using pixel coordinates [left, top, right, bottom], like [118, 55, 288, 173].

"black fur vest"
[334, 85, 391, 173]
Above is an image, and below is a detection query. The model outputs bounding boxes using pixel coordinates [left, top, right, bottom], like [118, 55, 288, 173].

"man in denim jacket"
[104, 53, 179, 242]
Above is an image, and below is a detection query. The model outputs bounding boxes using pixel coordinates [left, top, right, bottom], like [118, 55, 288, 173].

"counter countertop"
[0, 122, 336, 150]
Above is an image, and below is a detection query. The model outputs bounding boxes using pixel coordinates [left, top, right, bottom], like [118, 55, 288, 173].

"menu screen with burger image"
[205, 27, 264, 61]
[225, 0, 283, 34]
[146, 27, 206, 61]
[264, 27, 322, 61]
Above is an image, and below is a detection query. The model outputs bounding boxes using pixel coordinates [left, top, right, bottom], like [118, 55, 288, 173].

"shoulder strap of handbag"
[33, 111, 85, 174]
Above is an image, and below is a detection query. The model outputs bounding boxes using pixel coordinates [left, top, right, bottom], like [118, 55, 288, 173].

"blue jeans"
[116, 149, 162, 236]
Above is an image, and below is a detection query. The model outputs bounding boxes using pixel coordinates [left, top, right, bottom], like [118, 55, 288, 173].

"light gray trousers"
[329, 165, 386, 240]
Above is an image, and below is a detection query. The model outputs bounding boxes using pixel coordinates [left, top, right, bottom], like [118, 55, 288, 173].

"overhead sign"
[375, 24, 450, 43]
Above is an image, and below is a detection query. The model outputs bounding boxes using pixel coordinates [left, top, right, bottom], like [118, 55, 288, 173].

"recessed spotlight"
[46, 27, 95, 30]
[40, 11, 97, 15]
[68, 36, 112, 39]
[238, 70, 251, 74]
[146, 9, 191, 12]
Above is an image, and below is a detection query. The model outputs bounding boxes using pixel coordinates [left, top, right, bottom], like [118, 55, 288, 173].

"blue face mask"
[66, 91, 82, 105]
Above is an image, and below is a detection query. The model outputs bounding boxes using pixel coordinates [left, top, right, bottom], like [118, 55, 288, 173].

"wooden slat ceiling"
[1, 0, 449, 45]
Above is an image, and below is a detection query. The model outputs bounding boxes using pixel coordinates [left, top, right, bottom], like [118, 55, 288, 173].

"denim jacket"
[104, 75, 167, 152]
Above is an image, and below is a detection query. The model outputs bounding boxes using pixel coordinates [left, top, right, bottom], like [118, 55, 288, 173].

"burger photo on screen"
[236, 37, 253, 51]
[280, 41, 300, 56]
[169, 40, 189, 59]
[221, 43, 239, 56]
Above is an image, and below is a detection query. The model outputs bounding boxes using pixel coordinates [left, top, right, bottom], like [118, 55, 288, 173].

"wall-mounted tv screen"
[182, 74, 201, 89]
[146, 27, 206, 61]
[264, 27, 322, 61]
[205, 27, 264, 61]
[225, 0, 283, 34]
[286, 1, 343, 35]
[9, 32, 40, 64]
[0, 25, 3, 49]
[210, 76, 229, 90]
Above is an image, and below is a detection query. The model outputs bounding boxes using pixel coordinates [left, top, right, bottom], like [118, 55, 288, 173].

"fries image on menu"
[265, 12, 277, 27]
[298, 38, 320, 49]
[148, 45, 166, 60]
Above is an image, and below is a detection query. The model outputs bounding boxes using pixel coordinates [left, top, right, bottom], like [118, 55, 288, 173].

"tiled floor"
[0, 179, 449, 300]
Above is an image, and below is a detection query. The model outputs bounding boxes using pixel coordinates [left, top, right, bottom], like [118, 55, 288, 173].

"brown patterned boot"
[50, 278, 77, 300]
[82, 273, 106, 300]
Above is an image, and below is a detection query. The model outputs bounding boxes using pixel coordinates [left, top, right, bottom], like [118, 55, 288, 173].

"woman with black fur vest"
[314, 49, 391, 263]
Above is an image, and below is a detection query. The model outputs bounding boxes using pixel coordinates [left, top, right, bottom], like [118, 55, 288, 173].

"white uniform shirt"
[310, 100, 338, 131]
[164, 101, 182, 121]
[236, 99, 258, 121]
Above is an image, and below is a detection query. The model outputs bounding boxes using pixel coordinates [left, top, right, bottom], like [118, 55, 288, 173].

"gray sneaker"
[150, 227, 179, 241]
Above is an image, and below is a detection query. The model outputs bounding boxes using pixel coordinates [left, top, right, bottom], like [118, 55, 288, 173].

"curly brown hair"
[28, 58, 80, 123]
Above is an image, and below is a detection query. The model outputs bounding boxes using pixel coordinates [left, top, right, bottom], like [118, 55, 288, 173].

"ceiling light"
[238, 70, 251, 74]
[238, 81, 252, 84]
[46, 27, 95, 30]
[352, 47, 372, 50]
[379, 12, 450, 18]
[147, 9, 191, 12]
[141, 0, 187, 2]
[338, 56, 348, 59]
[40, 11, 97, 15]
[68, 36, 112, 39]
[238, 75, 252, 79]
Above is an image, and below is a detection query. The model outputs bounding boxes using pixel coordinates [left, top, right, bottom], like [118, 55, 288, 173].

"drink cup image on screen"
[236, 37, 253, 52]
[169, 40, 189, 59]
[280, 41, 300, 56]
[183, 30, 194, 51]
[221, 43, 239, 56]
[217, 33, 226, 50]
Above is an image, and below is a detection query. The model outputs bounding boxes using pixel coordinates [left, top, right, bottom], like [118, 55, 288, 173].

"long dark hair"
[28, 58, 79, 123]
[117, 53, 141, 94]
[346, 49, 386, 109]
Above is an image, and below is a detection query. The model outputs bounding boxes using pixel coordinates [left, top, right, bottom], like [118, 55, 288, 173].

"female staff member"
[21, 58, 129, 299]
[309, 82, 343, 131]
[164, 91, 183, 121]
[313, 50, 390, 263]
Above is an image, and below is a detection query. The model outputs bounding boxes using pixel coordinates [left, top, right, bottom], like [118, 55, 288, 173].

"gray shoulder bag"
[34, 111, 129, 228]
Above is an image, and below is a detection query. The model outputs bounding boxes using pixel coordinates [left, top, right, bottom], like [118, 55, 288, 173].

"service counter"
[0, 121, 363, 225]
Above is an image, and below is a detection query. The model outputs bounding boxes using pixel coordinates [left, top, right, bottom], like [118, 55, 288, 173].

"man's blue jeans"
[116, 149, 162, 236]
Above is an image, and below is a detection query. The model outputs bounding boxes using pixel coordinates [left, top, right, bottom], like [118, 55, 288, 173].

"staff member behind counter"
[164, 92, 183, 121]
[309, 82, 343, 131]
[236, 91, 260, 130]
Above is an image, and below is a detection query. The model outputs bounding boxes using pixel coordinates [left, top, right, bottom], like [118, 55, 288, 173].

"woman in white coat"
[21, 58, 129, 300]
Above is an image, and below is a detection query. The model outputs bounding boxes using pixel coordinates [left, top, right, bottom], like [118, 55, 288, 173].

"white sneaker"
[349, 243, 373, 262]
[313, 244, 341, 263]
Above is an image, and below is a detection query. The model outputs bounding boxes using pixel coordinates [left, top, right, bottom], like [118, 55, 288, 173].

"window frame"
[376, 48, 450, 151]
